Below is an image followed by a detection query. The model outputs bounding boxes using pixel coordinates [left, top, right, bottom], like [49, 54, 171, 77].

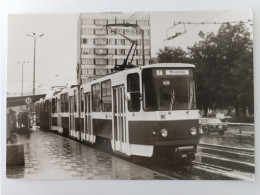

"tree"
[157, 46, 190, 63]
[188, 22, 253, 120]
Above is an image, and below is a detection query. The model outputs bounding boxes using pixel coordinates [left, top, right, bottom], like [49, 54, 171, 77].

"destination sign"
[165, 70, 189, 75]
[153, 69, 191, 77]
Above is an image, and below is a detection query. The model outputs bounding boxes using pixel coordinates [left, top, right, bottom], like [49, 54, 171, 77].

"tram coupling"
[175, 146, 196, 160]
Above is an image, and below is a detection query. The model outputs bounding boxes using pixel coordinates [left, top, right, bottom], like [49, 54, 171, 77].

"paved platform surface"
[6, 128, 173, 180]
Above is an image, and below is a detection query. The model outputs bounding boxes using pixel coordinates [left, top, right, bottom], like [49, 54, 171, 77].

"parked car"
[199, 118, 228, 135]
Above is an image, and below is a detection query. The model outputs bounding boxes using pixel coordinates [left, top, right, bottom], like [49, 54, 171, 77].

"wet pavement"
[6, 128, 172, 180]
[199, 125, 254, 149]
[6, 125, 254, 180]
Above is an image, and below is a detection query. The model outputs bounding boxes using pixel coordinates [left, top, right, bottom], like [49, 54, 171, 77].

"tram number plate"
[159, 112, 166, 119]
[166, 70, 189, 75]
[156, 70, 163, 75]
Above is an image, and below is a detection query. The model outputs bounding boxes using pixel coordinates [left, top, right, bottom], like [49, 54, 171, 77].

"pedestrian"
[17, 112, 22, 128]
[23, 112, 28, 128]
[9, 108, 17, 134]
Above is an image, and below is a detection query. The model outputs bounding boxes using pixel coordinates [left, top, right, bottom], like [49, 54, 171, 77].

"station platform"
[6, 128, 173, 180]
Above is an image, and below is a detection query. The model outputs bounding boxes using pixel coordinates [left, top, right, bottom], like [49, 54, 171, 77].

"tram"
[36, 63, 200, 160]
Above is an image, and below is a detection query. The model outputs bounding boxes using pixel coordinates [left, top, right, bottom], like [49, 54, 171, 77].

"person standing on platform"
[17, 112, 22, 128]
[9, 108, 17, 134]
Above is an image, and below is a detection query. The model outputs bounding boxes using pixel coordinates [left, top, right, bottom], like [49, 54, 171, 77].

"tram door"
[40, 103, 44, 128]
[44, 101, 50, 129]
[112, 85, 127, 153]
[84, 93, 92, 143]
[49, 100, 52, 130]
[69, 96, 75, 136]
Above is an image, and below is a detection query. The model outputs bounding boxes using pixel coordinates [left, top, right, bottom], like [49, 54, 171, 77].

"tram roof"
[141, 63, 195, 69]
[81, 63, 195, 86]
[122, 63, 196, 72]
[37, 63, 196, 100]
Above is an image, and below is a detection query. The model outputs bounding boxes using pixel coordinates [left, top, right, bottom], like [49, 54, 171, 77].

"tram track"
[110, 143, 255, 180]
[131, 155, 254, 180]
[198, 143, 254, 155]
[94, 143, 255, 180]
[196, 143, 255, 173]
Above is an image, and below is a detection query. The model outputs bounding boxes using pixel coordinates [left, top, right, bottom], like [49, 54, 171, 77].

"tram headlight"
[190, 127, 197, 136]
[160, 129, 168, 137]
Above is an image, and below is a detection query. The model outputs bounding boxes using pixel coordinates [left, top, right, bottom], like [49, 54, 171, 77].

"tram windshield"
[142, 68, 196, 111]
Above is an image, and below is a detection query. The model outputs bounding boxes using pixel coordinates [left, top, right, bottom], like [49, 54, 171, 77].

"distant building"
[77, 12, 151, 84]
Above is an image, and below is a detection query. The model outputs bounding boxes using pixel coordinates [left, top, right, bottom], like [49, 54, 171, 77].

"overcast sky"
[7, 9, 252, 95]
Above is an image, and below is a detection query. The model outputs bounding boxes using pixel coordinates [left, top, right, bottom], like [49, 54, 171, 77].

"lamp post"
[18, 61, 29, 96]
[26, 33, 44, 95]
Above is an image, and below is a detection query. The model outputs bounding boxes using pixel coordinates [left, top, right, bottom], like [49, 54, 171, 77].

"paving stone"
[6, 128, 172, 180]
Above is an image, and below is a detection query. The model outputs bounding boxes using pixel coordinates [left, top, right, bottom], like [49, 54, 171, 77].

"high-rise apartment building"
[77, 12, 151, 84]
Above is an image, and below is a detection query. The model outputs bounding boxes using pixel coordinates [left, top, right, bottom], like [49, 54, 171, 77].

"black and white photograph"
[5, 9, 254, 180]
[1, 0, 260, 194]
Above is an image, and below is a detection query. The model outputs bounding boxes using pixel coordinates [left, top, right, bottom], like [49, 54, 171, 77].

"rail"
[228, 123, 254, 126]
[226, 123, 254, 142]
[198, 143, 254, 153]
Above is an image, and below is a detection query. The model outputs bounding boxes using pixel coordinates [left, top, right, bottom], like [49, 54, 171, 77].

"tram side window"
[101, 80, 112, 112]
[64, 93, 69, 112]
[74, 90, 77, 112]
[81, 88, 84, 112]
[52, 98, 56, 113]
[57, 99, 61, 113]
[61, 94, 64, 113]
[92, 83, 101, 112]
[127, 73, 140, 112]
[56, 98, 58, 113]
[45, 101, 48, 112]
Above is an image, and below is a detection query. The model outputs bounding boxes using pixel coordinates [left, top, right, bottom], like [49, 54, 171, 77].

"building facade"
[77, 12, 151, 84]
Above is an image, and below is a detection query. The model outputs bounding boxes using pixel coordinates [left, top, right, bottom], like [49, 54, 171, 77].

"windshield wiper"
[187, 85, 194, 113]
[169, 89, 175, 110]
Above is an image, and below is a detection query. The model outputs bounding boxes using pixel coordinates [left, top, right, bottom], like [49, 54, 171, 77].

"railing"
[228, 123, 254, 142]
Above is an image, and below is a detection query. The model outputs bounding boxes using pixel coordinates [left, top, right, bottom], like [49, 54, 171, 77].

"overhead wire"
[165, 19, 252, 41]
[8, 66, 75, 92]
[83, 11, 143, 56]
[164, 10, 253, 41]
[152, 11, 233, 53]
[171, 20, 252, 26]
[8, 67, 73, 84]
[92, 11, 143, 47]
[182, 10, 230, 34]
[84, 11, 144, 65]
[106, 11, 143, 46]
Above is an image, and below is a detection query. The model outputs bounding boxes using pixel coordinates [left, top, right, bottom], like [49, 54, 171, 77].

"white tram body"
[36, 63, 200, 159]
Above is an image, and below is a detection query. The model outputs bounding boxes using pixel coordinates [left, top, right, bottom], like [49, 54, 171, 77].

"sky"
[7, 9, 252, 96]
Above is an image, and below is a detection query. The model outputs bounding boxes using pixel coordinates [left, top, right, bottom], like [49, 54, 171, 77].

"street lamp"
[26, 33, 44, 95]
[18, 61, 29, 96]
